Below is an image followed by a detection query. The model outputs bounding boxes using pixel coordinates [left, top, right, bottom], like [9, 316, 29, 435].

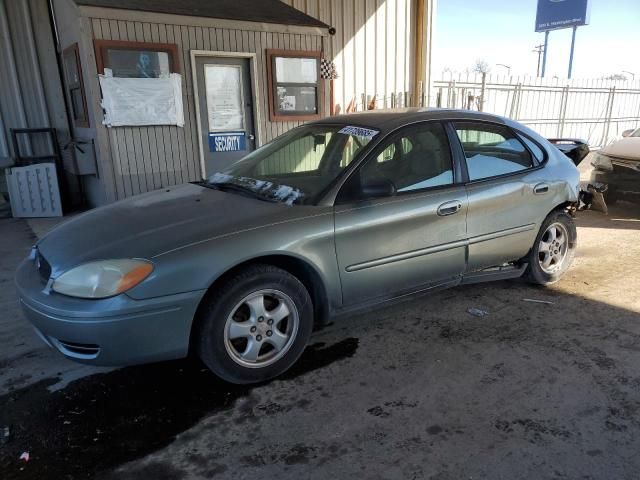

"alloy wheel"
[538, 222, 569, 274]
[223, 289, 299, 368]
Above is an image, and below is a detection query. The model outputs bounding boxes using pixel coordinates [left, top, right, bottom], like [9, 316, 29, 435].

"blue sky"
[432, 0, 640, 79]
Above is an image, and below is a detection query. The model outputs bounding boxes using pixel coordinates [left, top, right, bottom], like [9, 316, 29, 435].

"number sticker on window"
[338, 126, 379, 139]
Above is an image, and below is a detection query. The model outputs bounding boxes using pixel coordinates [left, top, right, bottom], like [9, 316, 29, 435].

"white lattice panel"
[7, 164, 62, 218]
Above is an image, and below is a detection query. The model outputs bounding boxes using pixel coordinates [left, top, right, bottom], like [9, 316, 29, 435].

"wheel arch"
[547, 201, 577, 245]
[520, 201, 577, 266]
[189, 254, 330, 352]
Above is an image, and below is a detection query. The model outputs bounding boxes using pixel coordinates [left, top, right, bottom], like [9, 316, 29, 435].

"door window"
[205, 64, 245, 132]
[357, 122, 454, 196]
[454, 123, 534, 181]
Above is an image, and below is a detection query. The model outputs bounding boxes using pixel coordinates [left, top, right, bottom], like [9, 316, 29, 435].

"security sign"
[208, 132, 246, 152]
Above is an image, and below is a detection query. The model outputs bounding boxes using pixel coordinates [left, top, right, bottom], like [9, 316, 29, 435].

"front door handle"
[437, 200, 463, 216]
[534, 183, 549, 194]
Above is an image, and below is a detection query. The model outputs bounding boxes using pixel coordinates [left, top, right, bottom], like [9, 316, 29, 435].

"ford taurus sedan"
[16, 109, 581, 384]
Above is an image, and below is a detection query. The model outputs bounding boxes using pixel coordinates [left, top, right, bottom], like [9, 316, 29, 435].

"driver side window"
[359, 122, 454, 195]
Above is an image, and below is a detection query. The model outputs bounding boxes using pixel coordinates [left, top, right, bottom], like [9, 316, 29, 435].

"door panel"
[335, 187, 468, 305]
[452, 121, 557, 271]
[334, 121, 468, 305]
[194, 56, 256, 175]
[465, 173, 542, 271]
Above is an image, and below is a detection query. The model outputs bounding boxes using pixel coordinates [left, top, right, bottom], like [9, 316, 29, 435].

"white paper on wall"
[99, 73, 184, 127]
[205, 64, 245, 132]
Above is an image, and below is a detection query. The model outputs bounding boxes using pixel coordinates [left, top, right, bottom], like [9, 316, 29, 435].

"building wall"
[52, 0, 108, 206]
[44, 1, 433, 206]
[53, 4, 327, 204]
[0, 0, 69, 160]
[282, 0, 423, 112]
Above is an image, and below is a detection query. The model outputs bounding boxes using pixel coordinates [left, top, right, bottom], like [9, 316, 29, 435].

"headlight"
[51, 259, 153, 299]
[591, 153, 613, 171]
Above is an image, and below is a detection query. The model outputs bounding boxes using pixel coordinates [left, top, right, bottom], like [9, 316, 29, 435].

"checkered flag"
[321, 58, 338, 79]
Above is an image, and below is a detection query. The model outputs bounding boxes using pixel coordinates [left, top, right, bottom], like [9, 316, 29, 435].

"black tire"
[525, 210, 577, 285]
[196, 264, 313, 384]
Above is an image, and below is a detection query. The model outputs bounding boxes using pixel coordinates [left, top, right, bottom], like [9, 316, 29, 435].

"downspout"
[47, 0, 74, 136]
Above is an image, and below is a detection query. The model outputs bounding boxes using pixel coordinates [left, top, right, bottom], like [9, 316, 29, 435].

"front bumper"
[591, 170, 640, 196]
[15, 257, 206, 366]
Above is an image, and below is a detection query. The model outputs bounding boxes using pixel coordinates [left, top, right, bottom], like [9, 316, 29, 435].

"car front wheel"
[525, 210, 577, 285]
[196, 264, 313, 384]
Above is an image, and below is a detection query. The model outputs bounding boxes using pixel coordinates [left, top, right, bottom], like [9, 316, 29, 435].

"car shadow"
[0, 338, 358, 480]
[578, 201, 640, 231]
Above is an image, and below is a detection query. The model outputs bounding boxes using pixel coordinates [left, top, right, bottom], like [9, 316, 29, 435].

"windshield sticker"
[208, 172, 234, 184]
[206, 173, 304, 206]
[338, 126, 379, 139]
[272, 185, 305, 206]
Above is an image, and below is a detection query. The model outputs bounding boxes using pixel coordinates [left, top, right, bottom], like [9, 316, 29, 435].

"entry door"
[334, 122, 468, 306]
[195, 56, 256, 175]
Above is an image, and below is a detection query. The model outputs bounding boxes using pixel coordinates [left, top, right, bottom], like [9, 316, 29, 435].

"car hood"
[37, 183, 304, 275]
[600, 137, 640, 161]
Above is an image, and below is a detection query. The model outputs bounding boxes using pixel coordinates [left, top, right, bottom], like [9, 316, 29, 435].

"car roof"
[312, 108, 509, 133]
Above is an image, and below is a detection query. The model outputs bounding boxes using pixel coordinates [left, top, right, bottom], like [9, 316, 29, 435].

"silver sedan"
[16, 109, 581, 384]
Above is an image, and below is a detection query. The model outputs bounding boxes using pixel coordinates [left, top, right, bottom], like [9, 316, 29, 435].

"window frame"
[62, 43, 90, 128]
[266, 49, 323, 122]
[448, 120, 542, 184]
[335, 120, 461, 204]
[93, 39, 181, 76]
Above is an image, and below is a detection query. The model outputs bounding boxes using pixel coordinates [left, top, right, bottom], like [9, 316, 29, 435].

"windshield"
[205, 124, 379, 205]
[631, 128, 640, 138]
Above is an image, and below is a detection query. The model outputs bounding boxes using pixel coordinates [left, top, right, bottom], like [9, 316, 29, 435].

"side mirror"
[622, 129, 634, 138]
[361, 178, 396, 199]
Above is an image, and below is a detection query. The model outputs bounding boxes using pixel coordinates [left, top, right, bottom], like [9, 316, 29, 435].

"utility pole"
[533, 43, 545, 77]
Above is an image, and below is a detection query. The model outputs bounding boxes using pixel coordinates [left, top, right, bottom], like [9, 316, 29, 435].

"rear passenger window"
[454, 123, 534, 181]
[518, 134, 545, 164]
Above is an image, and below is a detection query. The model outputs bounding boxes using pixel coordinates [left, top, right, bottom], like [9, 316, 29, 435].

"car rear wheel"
[525, 210, 576, 285]
[196, 264, 313, 384]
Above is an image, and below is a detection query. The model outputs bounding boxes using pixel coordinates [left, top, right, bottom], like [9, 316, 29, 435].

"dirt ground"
[1, 201, 639, 480]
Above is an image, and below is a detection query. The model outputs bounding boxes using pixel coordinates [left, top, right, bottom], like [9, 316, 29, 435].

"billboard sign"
[535, 0, 590, 32]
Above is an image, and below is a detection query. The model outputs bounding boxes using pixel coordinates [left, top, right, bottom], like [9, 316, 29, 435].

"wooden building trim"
[93, 39, 181, 75]
[265, 48, 323, 122]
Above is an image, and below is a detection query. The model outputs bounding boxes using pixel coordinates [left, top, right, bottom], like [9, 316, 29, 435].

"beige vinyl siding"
[282, 0, 415, 112]
[89, 15, 324, 200]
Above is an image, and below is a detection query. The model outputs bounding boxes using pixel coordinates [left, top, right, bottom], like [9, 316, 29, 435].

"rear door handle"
[437, 200, 463, 216]
[534, 183, 549, 194]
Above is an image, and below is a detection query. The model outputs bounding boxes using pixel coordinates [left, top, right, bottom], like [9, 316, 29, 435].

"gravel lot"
[1, 201, 639, 480]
